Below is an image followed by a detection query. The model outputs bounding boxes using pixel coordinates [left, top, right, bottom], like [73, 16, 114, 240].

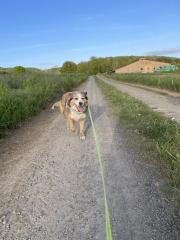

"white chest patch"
[70, 109, 86, 122]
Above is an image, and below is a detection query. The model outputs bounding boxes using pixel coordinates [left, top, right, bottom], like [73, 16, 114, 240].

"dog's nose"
[79, 102, 83, 106]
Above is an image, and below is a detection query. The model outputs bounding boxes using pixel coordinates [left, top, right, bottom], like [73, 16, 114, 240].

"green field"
[0, 71, 87, 136]
[107, 73, 180, 92]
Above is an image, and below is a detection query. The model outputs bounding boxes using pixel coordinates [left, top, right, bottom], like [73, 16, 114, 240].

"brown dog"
[52, 91, 88, 140]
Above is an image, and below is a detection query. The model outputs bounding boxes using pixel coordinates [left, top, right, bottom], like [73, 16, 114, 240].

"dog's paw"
[80, 133, 86, 140]
[70, 128, 77, 134]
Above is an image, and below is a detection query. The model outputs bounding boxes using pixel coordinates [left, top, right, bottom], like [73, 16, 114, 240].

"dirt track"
[97, 75, 180, 122]
[0, 77, 178, 239]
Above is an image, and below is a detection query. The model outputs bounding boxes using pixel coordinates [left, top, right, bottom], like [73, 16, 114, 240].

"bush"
[12, 66, 26, 73]
[60, 61, 77, 73]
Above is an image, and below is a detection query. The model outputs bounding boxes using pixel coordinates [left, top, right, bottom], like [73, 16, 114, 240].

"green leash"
[88, 107, 113, 240]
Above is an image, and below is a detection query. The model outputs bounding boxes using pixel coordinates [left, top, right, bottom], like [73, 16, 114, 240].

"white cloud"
[145, 47, 180, 56]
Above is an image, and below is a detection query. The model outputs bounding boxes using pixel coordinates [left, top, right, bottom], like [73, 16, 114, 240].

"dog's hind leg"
[66, 117, 70, 131]
[59, 101, 64, 113]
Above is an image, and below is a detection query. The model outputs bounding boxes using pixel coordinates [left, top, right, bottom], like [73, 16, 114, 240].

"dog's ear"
[66, 93, 73, 107]
[83, 91, 88, 100]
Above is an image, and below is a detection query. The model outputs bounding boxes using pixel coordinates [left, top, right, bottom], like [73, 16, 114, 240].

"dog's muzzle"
[75, 104, 87, 113]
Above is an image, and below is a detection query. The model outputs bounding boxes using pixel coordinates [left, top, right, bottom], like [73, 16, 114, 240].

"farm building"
[115, 58, 177, 73]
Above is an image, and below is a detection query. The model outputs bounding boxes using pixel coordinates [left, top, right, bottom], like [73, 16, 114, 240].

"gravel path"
[97, 75, 180, 122]
[0, 77, 178, 239]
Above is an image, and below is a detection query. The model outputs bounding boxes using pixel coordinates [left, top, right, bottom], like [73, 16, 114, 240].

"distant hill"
[45, 67, 60, 73]
[0, 66, 60, 74]
[76, 56, 180, 74]
[0, 67, 41, 74]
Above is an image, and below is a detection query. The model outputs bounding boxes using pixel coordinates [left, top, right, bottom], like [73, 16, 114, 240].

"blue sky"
[0, 0, 180, 68]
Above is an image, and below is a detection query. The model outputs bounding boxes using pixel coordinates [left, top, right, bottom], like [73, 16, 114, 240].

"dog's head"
[67, 91, 88, 113]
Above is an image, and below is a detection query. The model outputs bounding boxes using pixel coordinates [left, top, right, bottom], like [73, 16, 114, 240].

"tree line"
[59, 56, 180, 74]
[1, 56, 180, 75]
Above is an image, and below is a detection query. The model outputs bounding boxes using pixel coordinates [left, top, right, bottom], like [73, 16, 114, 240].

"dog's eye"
[75, 98, 78, 100]
[81, 98, 85, 100]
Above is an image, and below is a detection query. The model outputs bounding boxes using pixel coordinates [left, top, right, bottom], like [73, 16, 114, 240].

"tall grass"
[107, 73, 180, 92]
[0, 72, 87, 135]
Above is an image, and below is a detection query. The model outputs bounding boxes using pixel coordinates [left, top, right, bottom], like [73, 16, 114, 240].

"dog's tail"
[52, 101, 60, 110]
[52, 101, 63, 113]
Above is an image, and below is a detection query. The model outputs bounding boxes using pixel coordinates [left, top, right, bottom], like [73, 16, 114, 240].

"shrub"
[12, 66, 26, 73]
[60, 61, 77, 73]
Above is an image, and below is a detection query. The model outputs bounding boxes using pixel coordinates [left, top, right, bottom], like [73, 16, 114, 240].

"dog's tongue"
[77, 106, 84, 112]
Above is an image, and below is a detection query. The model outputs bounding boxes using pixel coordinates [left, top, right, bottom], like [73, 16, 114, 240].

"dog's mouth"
[75, 105, 86, 113]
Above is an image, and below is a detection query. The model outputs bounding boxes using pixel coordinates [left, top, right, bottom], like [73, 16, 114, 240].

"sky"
[0, 0, 180, 68]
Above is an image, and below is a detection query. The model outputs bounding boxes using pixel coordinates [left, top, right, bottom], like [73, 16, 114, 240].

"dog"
[52, 91, 88, 140]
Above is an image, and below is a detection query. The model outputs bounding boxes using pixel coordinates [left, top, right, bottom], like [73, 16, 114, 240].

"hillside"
[77, 56, 180, 75]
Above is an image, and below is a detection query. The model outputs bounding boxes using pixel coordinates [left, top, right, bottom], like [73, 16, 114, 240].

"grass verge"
[0, 72, 87, 136]
[96, 78, 180, 208]
[107, 73, 180, 92]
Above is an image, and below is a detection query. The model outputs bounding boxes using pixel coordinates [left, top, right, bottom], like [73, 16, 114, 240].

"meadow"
[107, 73, 180, 92]
[0, 71, 87, 135]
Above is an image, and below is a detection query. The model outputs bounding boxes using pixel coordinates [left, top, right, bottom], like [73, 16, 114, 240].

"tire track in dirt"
[97, 75, 180, 122]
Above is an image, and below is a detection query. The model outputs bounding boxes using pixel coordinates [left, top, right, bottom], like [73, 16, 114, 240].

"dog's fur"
[52, 91, 88, 140]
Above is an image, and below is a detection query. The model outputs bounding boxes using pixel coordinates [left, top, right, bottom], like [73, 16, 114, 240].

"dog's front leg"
[79, 119, 85, 140]
[69, 118, 76, 133]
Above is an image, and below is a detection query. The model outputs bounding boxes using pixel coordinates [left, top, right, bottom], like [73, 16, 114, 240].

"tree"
[77, 62, 89, 74]
[60, 61, 77, 73]
[12, 66, 26, 73]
